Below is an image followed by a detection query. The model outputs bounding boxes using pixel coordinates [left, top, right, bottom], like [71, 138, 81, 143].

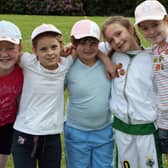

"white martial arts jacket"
[110, 50, 158, 126]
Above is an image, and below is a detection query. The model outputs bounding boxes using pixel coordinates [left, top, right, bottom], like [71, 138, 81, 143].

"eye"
[116, 32, 121, 37]
[40, 47, 47, 52]
[107, 38, 114, 44]
[151, 23, 159, 28]
[51, 45, 58, 50]
[7, 47, 15, 50]
[91, 41, 98, 45]
[141, 26, 148, 31]
[79, 39, 86, 45]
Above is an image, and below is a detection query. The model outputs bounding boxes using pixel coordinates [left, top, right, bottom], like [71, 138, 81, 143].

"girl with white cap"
[64, 19, 114, 168]
[0, 20, 23, 168]
[12, 23, 75, 168]
[102, 15, 161, 168]
[135, 0, 168, 162]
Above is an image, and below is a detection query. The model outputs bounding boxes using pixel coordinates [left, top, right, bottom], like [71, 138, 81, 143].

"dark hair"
[32, 31, 64, 49]
[101, 16, 142, 57]
[71, 36, 99, 46]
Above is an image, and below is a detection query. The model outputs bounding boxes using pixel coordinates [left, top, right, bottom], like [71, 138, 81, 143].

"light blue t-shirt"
[65, 59, 112, 131]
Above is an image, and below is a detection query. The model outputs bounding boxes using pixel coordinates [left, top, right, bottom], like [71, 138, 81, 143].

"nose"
[84, 41, 93, 49]
[113, 37, 120, 45]
[147, 28, 155, 35]
[47, 48, 54, 55]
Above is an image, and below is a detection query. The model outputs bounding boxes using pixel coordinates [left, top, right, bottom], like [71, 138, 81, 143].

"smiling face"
[0, 41, 21, 75]
[75, 37, 99, 66]
[139, 20, 168, 46]
[33, 35, 61, 70]
[104, 23, 139, 53]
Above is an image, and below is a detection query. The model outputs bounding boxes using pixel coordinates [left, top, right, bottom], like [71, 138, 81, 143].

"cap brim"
[135, 15, 165, 25]
[31, 30, 62, 40]
[72, 33, 100, 41]
[0, 37, 20, 44]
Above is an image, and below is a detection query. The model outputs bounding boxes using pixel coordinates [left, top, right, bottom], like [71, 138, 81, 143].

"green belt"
[113, 116, 156, 135]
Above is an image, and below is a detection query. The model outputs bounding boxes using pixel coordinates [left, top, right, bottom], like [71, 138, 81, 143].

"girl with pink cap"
[64, 19, 114, 168]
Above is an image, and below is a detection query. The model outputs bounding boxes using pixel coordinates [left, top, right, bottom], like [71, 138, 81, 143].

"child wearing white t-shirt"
[12, 24, 74, 168]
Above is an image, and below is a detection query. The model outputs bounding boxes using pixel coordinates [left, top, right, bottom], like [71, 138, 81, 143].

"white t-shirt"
[14, 52, 73, 135]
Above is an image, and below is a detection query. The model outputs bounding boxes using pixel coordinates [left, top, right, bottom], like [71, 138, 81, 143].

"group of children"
[0, 0, 168, 168]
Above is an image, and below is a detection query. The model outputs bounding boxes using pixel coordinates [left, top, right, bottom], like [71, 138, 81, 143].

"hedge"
[0, 0, 167, 16]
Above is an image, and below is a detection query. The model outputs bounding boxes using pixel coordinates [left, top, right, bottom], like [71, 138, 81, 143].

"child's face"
[75, 37, 99, 65]
[33, 36, 61, 70]
[139, 20, 168, 46]
[104, 23, 139, 52]
[0, 41, 21, 72]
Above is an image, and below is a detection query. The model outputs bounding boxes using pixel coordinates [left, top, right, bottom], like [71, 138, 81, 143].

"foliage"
[0, 0, 168, 16]
[0, 0, 85, 15]
[84, 0, 168, 16]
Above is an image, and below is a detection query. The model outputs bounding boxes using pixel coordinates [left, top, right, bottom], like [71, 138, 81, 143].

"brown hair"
[32, 31, 64, 49]
[163, 15, 168, 23]
[101, 16, 142, 57]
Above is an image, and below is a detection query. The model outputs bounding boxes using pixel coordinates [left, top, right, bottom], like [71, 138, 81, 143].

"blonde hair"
[101, 16, 142, 57]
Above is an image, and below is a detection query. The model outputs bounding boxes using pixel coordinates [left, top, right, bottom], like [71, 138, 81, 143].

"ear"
[18, 41, 23, 52]
[18, 42, 23, 57]
[32, 47, 36, 54]
[128, 25, 134, 35]
[71, 36, 77, 48]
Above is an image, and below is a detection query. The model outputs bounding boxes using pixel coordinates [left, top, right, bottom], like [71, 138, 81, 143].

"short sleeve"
[19, 52, 36, 68]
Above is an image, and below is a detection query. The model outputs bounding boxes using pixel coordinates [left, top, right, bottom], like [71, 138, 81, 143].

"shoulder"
[112, 52, 127, 61]
[59, 56, 73, 69]
[98, 41, 110, 55]
[136, 49, 152, 57]
[20, 52, 37, 67]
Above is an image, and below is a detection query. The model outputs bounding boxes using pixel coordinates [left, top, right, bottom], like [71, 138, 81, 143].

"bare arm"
[97, 50, 118, 79]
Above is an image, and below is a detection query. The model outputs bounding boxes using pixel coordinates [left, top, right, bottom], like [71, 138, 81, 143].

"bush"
[84, 0, 168, 16]
[0, 0, 167, 16]
[0, 0, 85, 15]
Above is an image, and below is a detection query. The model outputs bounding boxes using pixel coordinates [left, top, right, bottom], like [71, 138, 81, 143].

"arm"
[97, 50, 118, 79]
[61, 43, 77, 59]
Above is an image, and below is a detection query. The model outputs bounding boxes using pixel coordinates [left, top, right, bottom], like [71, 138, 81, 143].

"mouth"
[0, 58, 11, 63]
[148, 33, 159, 40]
[117, 42, 124, 50]
[47, 57, 57, 61]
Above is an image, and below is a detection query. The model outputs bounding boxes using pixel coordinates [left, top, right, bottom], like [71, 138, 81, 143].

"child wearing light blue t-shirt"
[64, 19, 114, 168]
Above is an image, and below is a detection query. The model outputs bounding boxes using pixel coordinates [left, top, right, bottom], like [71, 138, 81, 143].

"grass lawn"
[0, 14, 114, 52]
[0, 14, 167, 168]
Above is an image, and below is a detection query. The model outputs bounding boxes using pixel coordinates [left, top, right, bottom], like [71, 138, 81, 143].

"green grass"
[0, 14, 113, 52]
[0, 14, 165, 168]
[0, 14, 151, 51]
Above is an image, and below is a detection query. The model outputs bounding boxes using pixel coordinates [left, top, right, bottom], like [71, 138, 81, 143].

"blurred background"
[0, 0, 167, 16]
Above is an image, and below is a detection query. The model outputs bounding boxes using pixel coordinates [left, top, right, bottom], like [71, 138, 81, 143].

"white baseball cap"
[31, 23, 62, 40]
[0, 20, 22, 44]
[135, 0, 167, 25]
[71, 19, 100, 40]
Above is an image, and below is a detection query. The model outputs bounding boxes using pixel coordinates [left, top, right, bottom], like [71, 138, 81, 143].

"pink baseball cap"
[71, 19, 100, 40]
[31, 23, 62, 40]
[0, 20, 22, 44]
[135, 0, 167, 25]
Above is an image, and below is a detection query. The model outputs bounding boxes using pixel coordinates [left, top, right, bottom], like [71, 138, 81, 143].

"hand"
[105, 64, 118, 80]
[116, 63, 125, 76]
[61, 43, 73, 57]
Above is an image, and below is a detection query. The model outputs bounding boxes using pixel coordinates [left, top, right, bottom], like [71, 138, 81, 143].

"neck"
[79, 58, 96, 67]
[0, 67, 14, 76]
